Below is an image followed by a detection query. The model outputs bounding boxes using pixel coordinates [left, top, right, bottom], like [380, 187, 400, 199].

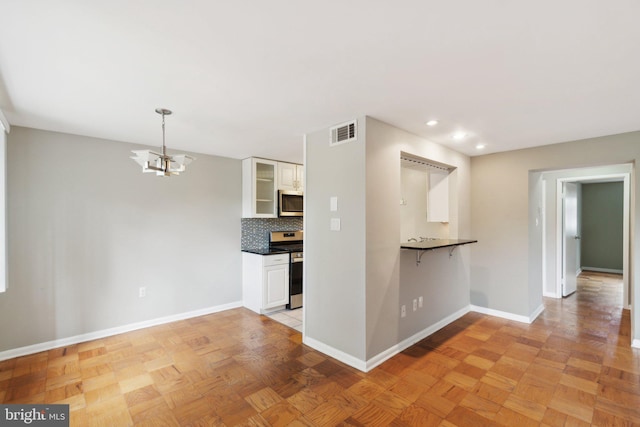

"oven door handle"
[291, 257, 303, 263]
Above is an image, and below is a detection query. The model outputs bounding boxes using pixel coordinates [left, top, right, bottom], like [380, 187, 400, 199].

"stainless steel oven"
[269, 230, 303, 310]
[288, 251, 303, 309]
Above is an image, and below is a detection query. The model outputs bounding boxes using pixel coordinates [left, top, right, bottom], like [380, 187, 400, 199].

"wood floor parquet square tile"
[346, 379, 385, 401]
[84, 382, 121, 407]
[215, 399, 257, 425]
[2, 272, 639, 426]
[459, 392, 501, 420]
[387, 378, 424, 403]
[304, 401, 350, 426]
[370, 390, 411, 416]
[261, 400, 302, 426]
[502, 392, 547, 421]
[471, 381, 510, 405]
[397, 404, 442, 426]
[512, 373, 555, 406]
[345, 402, 396, 426]
[414, 390, 456, 418]
[287, 388, 326, 415]
[494, 405, 540, 427]
[326, 389, 368, 416]
[445, 405, 495, 427]
[44, 380, 83, 403]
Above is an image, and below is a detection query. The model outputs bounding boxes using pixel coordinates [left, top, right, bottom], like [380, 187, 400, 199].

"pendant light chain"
[161, 111, 166, 157]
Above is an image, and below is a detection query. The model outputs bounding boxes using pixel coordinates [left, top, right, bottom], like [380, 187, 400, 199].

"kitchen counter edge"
[400, 239, 478, 251]
[242, 248, 291, 255]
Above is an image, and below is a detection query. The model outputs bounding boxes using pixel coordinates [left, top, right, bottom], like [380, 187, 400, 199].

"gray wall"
[471, 131, 638, 344]
[582, 182, 624, 271]
[0, 127, 242, 352]
[304, 117, 471, 366]
[304, 117, 368, 361]
[365, 117, 471, 360]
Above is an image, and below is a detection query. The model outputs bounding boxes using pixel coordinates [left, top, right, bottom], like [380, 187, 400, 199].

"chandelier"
[131, 108, 195, 176]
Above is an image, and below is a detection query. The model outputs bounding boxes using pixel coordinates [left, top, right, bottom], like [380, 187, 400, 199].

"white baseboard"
[470, 304, 543, 324]
[529, 304, 545, 323]
[0, 301, 243, 362]
[581, 267, 623, 274]
[543, 291, 560, 299]
[364, 306, 471, 372]
[304, 306, 471, 373]
[303, 336, 367, 372]
[633, 339, 640, 349]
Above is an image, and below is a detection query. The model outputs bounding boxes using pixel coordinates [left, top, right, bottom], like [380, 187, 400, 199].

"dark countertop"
[401, 239, 478, 251]
[242, 247, 290, 255]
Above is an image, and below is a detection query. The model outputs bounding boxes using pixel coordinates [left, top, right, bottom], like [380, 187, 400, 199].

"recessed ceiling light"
[476, 144, 486, 150]
[452, 131, 467, 141]
[425, 120, 438, 127]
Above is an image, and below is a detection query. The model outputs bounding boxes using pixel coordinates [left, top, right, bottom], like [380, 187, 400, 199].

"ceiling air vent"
[329, 120, 357, 146]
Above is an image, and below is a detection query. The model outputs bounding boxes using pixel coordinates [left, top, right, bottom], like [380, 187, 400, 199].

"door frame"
[555, 173, 630, 307]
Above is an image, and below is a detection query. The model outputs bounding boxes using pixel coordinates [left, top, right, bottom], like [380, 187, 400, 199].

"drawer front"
[263, 254, 290, 267]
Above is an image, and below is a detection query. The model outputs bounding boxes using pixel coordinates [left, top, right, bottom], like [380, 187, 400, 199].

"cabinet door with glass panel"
[242, 158, 277, 218]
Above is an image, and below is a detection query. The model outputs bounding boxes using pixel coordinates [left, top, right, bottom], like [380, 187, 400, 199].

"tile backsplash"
[241, 217, 303, 249]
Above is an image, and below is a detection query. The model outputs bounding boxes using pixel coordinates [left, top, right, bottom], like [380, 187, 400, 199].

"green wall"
[581, 182, 623, 271]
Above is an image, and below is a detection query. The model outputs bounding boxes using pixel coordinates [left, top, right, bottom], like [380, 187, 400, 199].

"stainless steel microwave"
[279, 190, 303, 217]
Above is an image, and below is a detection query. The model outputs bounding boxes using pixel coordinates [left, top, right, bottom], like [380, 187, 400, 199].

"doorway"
[554, 171, 630, 308]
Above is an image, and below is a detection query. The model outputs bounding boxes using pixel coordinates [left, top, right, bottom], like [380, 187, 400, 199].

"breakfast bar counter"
[401, 239, 477, 265]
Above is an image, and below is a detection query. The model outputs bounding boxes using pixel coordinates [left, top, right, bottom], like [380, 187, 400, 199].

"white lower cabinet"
[242, 253, 289, 313]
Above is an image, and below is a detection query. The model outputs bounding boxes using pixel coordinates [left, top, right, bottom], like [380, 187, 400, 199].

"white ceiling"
[1, 1, 639, 164]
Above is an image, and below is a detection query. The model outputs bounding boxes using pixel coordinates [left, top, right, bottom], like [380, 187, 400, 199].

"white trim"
[622, 174, 630, 308]
[0, 109, 9, 134]
[581, 267, 623, 274]
[541, 181, 547, 297]
[364, 306, 471, 372]
[0, 301, 242, 362]
[0, 129, 5, 293]
[470, 304, 544, 324]
[304, 304, 549, 372]
[632, 339, 640, 349]
[528, 304, 545, 323]
[556, 179, 564, 298]
[543, 290, 560, 298]
[304, 306, 471, 372]
[303, 336, 367, 372]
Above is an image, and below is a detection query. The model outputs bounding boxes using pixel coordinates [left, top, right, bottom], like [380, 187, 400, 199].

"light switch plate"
[330, 196, 338, 212]
[330, 218, 341, 231]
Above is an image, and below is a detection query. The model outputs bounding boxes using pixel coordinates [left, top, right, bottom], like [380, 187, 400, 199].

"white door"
[562, 182, 579, 296]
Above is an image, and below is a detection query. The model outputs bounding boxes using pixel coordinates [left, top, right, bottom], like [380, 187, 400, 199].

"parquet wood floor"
[1, 271, 639, 426]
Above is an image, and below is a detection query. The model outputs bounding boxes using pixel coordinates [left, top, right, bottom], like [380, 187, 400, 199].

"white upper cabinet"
[427, 170, 449, 223]
[243, 158, 278, 218]
[277, 162, 304, 191]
